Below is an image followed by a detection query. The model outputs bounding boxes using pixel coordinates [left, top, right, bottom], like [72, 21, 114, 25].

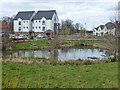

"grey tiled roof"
[105, 22, 116, 29]
[33, 10, 56, 20]
[14, 11, 35, 20]
[99, 25, 105, 30]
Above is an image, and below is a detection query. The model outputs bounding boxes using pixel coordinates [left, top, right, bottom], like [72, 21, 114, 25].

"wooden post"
[54, 23, 57, 48]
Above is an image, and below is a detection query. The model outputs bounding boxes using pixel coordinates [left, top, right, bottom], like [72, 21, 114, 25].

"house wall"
[14, 11, 59, 36]
[14, 18, 30, 33]
[93, 26, 115, 36]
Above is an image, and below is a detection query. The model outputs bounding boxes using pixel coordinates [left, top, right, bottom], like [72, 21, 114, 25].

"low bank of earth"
[2, 61, 118, 88]
[10, 39, 110, 50]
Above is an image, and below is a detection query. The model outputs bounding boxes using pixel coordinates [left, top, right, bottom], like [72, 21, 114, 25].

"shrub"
[110, 56, 117, 62]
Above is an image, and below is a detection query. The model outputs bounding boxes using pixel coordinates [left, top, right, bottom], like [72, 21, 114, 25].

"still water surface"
[4, 48, 114, 61]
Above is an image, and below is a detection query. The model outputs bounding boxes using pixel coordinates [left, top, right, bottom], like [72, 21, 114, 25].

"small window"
[18, 21, 21, 25]
[54, 17, 56, 21]
[42, 21, 45, 25]
[36, 27, 37, 29]
[24, 27, 25, 29]
[39, 21, 41, 23]
[27, 27, 28, 29]
[36, 21, 37, 23]
[26, 21, 28, 23]
[42, 27, 45, 31]
[19, 27, 21, 31]
[23, 21, 25, 23]
[33, 27, 34, 29]
[39, 27, 41, 29]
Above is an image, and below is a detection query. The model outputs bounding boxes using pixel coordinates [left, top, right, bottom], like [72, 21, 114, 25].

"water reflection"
[3, 48, 114, 61]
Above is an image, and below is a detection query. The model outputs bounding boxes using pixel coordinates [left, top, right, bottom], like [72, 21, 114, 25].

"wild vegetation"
[2, 61, 118, 88]
[10, 39, 107, 50]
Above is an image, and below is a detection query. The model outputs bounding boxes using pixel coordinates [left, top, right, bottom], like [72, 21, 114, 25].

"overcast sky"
[0, 0, 119, 30]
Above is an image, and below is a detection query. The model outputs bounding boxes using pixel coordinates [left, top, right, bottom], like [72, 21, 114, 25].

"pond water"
[3, 47, 114, 61]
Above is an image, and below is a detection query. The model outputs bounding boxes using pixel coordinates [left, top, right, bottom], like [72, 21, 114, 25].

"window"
[36, 27, 37, 29]
[26, 21, 28, 23]
[24, 27, 25, 29]
[54, 17, 56, 21]
[18, 21, 21, 25]
[27, 27, 28, 29]
[42, 21, 45, 25]
[39, 27, 41, 29]
[42, 27, 45, 31]
[33, 27, 34, 29]
[19, 27, 21, 31]
[23, 21, 25, 23]
[36, 21, 37, 23]
[39, 21, 41, 23]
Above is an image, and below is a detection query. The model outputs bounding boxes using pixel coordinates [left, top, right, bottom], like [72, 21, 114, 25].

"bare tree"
[74, 23, 80, 33]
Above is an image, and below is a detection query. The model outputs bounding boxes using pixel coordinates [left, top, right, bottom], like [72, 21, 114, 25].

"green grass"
[12, 39, 52, 49]
[2, 62, 118, 88]
[11, 39, 107, 50]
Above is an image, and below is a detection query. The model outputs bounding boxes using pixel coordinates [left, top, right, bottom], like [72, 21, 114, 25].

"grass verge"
[2, 61, 118, 88]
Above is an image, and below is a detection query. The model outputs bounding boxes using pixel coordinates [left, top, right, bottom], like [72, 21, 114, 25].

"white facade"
[32, 13, 59, 33]
[93, 24, 116, 36]
[14, 10, 59, 36]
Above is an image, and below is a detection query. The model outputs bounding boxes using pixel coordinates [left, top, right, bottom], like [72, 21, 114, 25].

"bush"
[110, 56, 117, 62]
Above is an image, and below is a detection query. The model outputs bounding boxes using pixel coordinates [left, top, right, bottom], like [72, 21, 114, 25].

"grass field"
[2, 61, 118, 88]
[11, 39, 106, 50]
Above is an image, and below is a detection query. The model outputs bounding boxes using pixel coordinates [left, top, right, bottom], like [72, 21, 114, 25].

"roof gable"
[14, 11, 35, 20]
[33, 10, 56, 20]
[105, 22, 116, 29]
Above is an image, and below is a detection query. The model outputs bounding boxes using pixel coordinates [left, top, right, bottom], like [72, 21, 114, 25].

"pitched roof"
[105, 22, 116, 29]
[14, 11, 35, 20]
[33, 10, 56, 20]
[99, 25, 105, 30]
[94, 27, 99, 31]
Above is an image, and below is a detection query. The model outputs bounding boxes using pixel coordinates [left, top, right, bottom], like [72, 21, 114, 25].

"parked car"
[9, 34, 16, 38]
[36, 34, 44, 38]
[18, 35, 28, 39]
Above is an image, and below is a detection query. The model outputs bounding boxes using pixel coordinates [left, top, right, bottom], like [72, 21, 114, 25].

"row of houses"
[93, 22, 116, 36]
[13, 10, 59, 37]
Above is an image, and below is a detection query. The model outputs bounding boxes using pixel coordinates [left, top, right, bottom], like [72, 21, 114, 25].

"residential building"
[13, 10, 59, 37]
[93, 22, 116, 36]
[13, 11, 36, 36]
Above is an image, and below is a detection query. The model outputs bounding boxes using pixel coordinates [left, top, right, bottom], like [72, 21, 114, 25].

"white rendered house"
[14, 11, 36, 35]
[13, 10, 59, 36]
[32, 10, 59, 36]
[93, 22, 116, 36]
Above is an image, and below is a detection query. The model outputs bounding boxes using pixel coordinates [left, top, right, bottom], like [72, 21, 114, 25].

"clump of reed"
[2, 56, 117, 66]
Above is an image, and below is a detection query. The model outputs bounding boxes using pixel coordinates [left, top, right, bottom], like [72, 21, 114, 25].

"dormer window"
[42, 21, 45, 25]
[18, 21, 21, 25]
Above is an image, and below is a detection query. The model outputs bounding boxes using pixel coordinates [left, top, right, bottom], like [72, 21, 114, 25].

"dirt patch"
[93, 43, 115, 50]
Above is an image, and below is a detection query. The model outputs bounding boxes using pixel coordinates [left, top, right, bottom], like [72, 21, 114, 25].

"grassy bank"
[11, 39, 106, 50]
[2, 61, 118, 88]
